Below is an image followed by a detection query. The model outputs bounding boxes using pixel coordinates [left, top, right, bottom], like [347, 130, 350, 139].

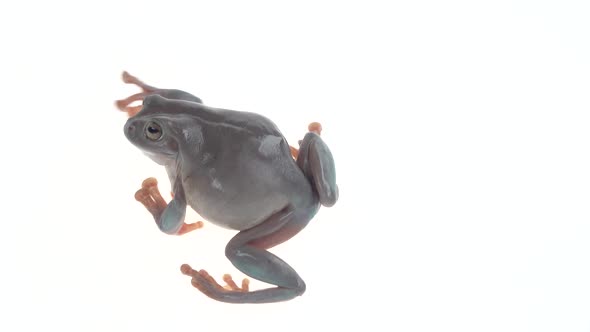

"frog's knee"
[225, 244, 237, 261]
[294, 279, 306, 296]
[320, 185, 339, 207]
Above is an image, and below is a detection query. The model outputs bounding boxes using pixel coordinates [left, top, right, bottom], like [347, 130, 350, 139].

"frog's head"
[124, 95, 183, 165]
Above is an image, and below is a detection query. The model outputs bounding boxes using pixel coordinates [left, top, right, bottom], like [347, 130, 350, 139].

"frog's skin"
[116, 72, 338, 304]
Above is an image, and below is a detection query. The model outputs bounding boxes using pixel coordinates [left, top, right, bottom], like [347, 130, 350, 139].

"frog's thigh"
[225, 206, 306, 293]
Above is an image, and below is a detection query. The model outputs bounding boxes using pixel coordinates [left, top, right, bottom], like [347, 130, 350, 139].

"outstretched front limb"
[134, 178, 203, 235]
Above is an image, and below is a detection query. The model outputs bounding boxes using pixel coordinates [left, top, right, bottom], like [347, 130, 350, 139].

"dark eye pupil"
[145, 121, 162, 141]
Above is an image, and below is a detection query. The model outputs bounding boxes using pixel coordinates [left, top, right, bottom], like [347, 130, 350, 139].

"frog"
[116, 71, 338, 303]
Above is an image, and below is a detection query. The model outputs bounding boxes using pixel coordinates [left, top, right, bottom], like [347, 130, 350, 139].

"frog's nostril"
[124, 122, 136, 138]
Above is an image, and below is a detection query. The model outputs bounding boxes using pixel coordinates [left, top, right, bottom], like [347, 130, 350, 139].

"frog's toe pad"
[134, 177, 167, 215]
[122, 71, 134, 83]
[141, 177, 158, 188]
[180, 264, 194, 276]
[308, 122, 322, 135]
[115, 99, 127, 111]
[134, 188, 155, 208]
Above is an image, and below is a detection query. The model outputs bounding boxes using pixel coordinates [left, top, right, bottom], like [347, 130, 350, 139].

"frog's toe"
[222, 274, 250, 292]
[120, 70, 158, 92]
[121, 71, 134, 84]
[134, 187, 154, 207]
[180, 264, 195, 276]
[115, 99, 127, 111]
[180, 266, 218, 288]
[181, 265, 225, 296]
[141, 177, 158, 188]
[121, 71, 144, 87]
[177, 221, 204, 235]
[115, 91, 149, 116]
[181, 265, 248, 292]
[308, 122, 322, 135]
[180, 264, 302, 303]
[181, 265, 259, 301]
[134, 177, 167, 216]
[141, 178, 165, 204]
[135, 187, 160, 216]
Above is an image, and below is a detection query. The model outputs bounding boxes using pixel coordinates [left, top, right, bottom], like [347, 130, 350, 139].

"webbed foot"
[134, 178, 203, 235]
[180, 265, 250, 294]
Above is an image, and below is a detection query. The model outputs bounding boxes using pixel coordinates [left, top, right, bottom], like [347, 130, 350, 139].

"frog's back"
[170, 100, 315, 230]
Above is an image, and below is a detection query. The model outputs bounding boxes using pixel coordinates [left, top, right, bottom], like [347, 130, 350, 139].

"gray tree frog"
[115, 72, 338, 303]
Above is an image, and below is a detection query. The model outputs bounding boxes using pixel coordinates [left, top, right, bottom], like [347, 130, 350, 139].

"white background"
[1, 1, 589, 331]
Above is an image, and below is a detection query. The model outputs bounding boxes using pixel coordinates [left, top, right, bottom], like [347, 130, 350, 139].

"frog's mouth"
[142, 150, 176, 166]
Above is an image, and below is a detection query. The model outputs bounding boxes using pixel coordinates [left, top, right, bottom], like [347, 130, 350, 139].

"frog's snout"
[124, 120, 137, 141]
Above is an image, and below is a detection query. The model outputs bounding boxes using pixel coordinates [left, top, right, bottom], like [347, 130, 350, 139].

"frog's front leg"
[134, 178, 203, 235]
[181, 206, 311, 303]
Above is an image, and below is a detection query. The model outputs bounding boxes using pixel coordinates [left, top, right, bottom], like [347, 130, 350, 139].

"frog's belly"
[185, 186, 289, 231]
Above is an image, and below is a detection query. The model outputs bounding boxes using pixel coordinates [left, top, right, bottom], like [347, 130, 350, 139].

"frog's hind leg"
[115, 71, 203, 117]
[290, 122, 323, 159]
[296, 126, 338, 207]
[115, 71, 161, 116]
[181, 206, 314, 303]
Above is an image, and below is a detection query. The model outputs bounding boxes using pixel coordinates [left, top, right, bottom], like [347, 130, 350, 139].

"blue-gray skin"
[117, 72, 338, 303]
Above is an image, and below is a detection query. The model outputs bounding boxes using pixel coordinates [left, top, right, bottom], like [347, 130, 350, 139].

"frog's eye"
[145, 121, 163, 141]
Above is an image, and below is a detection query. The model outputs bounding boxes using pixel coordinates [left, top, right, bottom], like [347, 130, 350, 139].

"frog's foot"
[291, 122, 323, 158]
[115, 71, 160, 117]
[134, 177, 167, 216]
[134, 178, 203, 235]
[177, 221, 204, 235]
[121, 71, 158, 93]
[180, 265, 252, 300]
